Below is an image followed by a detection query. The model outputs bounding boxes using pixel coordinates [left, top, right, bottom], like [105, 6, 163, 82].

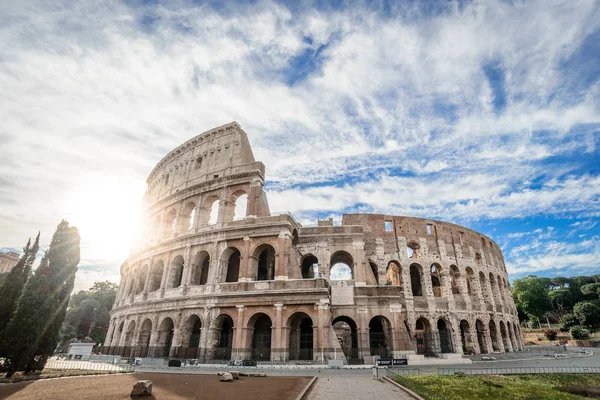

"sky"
[0, 0, 598, 292]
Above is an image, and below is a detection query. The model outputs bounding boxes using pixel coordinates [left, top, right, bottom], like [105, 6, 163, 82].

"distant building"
[0, 251, 20, 273]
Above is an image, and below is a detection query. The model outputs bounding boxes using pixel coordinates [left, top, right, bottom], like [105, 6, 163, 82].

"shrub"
[570, 326, 590, 340]
[574, 302, 600, 328]
[544, 329, 558, 341]
[560, 314, 579, 332]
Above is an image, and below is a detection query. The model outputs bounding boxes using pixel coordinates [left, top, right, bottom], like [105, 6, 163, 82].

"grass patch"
[393, 374, 600, 400]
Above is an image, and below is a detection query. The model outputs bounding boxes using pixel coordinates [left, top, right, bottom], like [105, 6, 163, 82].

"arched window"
[233, 193, 248, 220]
[329, 251, 353, 280]
[386, 261, 401, 286]
[180, 202, 196, 230]
[149, 261, 164, 292]
[167, 256, 184, 289]
[301, 255, 318, 279]
[465, 267, 474, 295]
[255, 244, 276, 281]
[430, 264, 442, 297]
[208, 199, 219, 225]
[164, 209, 177, 234]
[221, 248, 240, 283]
[450, 265, 460, 295]
[410, 264, 423, 296]
[191, 251, 210, 285]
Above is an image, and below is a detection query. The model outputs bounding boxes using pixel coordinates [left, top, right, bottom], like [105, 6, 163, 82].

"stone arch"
[437, 318, 453, 354]
[190, 251, 210, 285]
[137, 319, 152, 357]
[450, 265, 460, 295]
[232, 189, 248, 220]
[465, 267, 474, 295]
[135, 265, 148, 295]
[475, 319, 487, 354]
[499, 320, 510, 352]
[407, 241, 420, 258]
[213, 314, 234, 360]
[124, 320, 136, 348]
[332, 316, 359, 360]
[459, 319, 475, 354]
[287, 312, 313, 361]
[479, 271, 490, 303]
[329, 251, 354, 280]
[126, 273, 136, 297]
[248, 313, 273, 361]
[180, 201, 196, 230]
[167, 255, 185, 289]
[220, 247, 241, 283]
[149, 260, 164, 292]
[180, 314, 202, 358]
[489, 273, 499, 303]
[415, 317, 433, 355]
[386, 261, 402, 286]
[369, 315, 393, 358]
[252, 243, 276, 281]
[410, 263, 423, 296]
[115, 320, 125, 346]
[301, 254, 318, 279]
[208, 197, 220, 225]
[292, 229, 299, 246]
[156, 317, 175, 357]
[163, 209, 177, 234]
[369, 260, 379, 285]
[430, 264, 442, 297]
[488, 320, 501, 352]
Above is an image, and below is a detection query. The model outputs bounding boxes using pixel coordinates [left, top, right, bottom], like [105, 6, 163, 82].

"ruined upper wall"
[144, 122, 264, 205]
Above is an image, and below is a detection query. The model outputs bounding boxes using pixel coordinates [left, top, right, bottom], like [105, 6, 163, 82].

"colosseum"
[102, 122, 523, 365]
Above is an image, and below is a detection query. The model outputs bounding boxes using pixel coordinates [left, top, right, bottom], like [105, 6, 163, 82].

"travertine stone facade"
[105, 122, 523, 363]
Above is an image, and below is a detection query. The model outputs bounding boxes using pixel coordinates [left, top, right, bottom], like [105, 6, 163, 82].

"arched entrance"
[369, 316, 392, 358]
[437, 319, 453, 354]
[475, 319, 487, 354]
[410, 264, 423, 296]
[415, 318, 433, 355]
[156, 317, 174, 357]
[179, 315, 201, 358]
[489, 320, 500, 352]
[191, 251, 210, 285]
[213, 314, 234, 361]
[459, 320, 474, 354]
[124, 321, 136, 348]
[332, 316, 359, 362]
[250, 313, 272, 361]
[301, 255, 318, 279]
[221, 247, 241, 283]
[288, 313, 313, 361]
[137, 319, 152, 358]
[499, 321, 510, 352]
[255, 245, 276, 281]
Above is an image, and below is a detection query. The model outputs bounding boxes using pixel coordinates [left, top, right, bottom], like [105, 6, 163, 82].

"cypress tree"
[2, 221, 80, 377]
[0, 234, 40, 340]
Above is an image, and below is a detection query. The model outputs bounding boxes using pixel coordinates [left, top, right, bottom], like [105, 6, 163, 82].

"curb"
[295, 376, 317, 400]
[382, 376, 425, 400]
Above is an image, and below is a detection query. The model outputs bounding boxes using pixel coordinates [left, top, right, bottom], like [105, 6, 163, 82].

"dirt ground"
[0, 372, 312, 400]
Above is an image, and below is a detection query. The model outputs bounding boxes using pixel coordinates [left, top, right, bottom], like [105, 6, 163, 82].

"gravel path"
[307, 376, 413, 400]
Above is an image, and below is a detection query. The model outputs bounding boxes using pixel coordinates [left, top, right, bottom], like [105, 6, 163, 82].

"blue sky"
[0, 0, 598, 290]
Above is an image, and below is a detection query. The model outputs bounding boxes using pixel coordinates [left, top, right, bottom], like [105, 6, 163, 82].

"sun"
[62, 174, 146, 262]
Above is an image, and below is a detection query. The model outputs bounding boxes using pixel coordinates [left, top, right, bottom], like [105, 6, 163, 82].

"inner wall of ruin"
[103, 122, 523, 363]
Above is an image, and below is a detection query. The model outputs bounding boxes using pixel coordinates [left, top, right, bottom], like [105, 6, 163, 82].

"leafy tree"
[570, 326, 590, 340]
[560, 314, 579, 332]
[0, 234, 39, 340]
[1, 221, 80, 377]
[512, 276, 553, 323]
[581, 283, 600, 296]
[573, 302, 600, 328]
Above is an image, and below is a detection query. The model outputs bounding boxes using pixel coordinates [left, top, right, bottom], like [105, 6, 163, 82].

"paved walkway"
[307, 376, 412, 400]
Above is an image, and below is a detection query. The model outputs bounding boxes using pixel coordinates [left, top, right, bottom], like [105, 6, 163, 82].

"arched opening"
[288, 313, 313, 361]
[221, 248, 241, 283]
[126, 276, 135, 297]
[511, 322, 520, 351]
[407, 241, 420, 259]
[167, 255, 184, 289]
[410, 264, 423, 296]
[489, 273, 498, 302]
[156, 317, 174, 358]
[415, 318, 432, 355]
[301, 255, 318, 279]
[255, 244, 276, 281]
[489, 320, 500, 352]
[329, 251, 353, 280]
[450, 265, 460, 295]
[149, 261, 164, 292]
[250, 313, 272, 361]
[369, 261, 379, 284]
[208, 199, 220, 225]
[430, 264, 442, 297]
[437, 319, 453, 354]
[465, 267, 474, 295]
[332, 316, 359, 361]
[124, 321, 136, 349]
[150, 216, 161, 240]
[115, 321, 124, 346]
[369, 316, 392, 358]
[179, 315, 202, 358]
[164, 209, 177, 234]
[460, 320, 473, 354]
[233, 192, 248, 220]
[191, 251, 210, 285]
[135, 265, 147, 295]
[292, 230, 299, 246]
[137, 319, 152, 358]
[479, 271, 489, 301]
[475, 319, 487, 354]
[180, 202, 196, 230]
[213, 315, 234, 360]
[386, 261, 401, 286]
[499, 321, 510, 352]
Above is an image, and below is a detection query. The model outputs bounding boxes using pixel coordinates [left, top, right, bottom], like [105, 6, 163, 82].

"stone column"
[239, 236, 252, 281]
[246, 178, 263, 218]
[148, 329, 159, 357]
[160, 253, 172, 296]
[182, 245, 193, 287]
[273, 303, 284, 361]
[275, 233, 290, 280]
[234, 306, 246, 359]
[143, 257, 153, 294]
[357, 310, 369, 360]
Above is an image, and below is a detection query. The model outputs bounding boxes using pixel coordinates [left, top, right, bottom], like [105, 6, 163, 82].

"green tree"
[573, 302, 600, 328]
[0, 234, 39, 340]
[581, 283, 600, 296]
[1, 221, 80, 377]
[512, 276, 552, 324]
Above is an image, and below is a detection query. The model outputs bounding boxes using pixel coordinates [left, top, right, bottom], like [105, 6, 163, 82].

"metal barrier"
[44, 360, 134, 373]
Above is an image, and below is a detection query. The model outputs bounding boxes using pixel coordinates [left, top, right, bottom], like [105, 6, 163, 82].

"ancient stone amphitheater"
[103, 122, 523, 364]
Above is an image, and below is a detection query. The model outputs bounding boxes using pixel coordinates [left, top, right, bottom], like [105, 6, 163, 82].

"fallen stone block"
[131, 380, 153, 397]
[229, 371, 240, 379]
[220, 372, 234, 382]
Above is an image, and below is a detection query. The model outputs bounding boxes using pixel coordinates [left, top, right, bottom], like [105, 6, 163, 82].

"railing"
[44, 359, 134, 373]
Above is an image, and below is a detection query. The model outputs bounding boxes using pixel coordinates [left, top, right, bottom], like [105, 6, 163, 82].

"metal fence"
[44, 360, 134, 373]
